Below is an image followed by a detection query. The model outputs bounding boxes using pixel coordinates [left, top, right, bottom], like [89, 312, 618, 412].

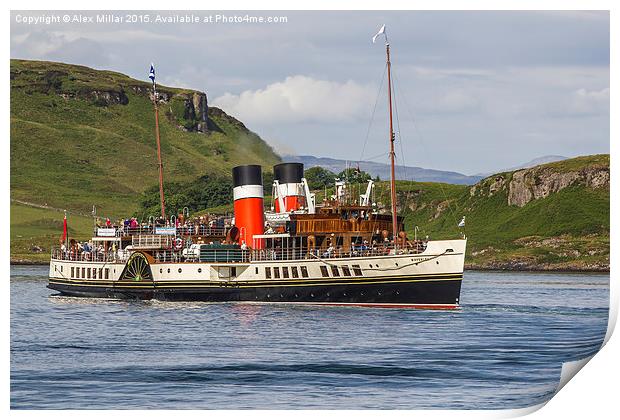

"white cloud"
[569, 87, 610, 115]
[212, 75, 375, 124]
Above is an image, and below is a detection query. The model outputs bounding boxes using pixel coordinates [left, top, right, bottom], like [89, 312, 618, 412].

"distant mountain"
[283, 155, 482, 185]
[474, 155, 569, 177]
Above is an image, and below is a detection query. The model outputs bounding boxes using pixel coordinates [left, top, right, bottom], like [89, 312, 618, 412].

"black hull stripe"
[47, 279, 463, 306]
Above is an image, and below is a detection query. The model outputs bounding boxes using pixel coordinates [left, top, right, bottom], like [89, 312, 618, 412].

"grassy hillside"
[10, 59, 280, 218]
[11, 203, 94, 263]
[372, 154, 609, 271]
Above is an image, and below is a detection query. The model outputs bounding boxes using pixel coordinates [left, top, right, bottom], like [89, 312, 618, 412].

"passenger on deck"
[323, 245, 334, 258]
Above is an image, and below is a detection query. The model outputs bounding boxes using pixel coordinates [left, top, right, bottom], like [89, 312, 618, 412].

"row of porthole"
[159, 267, 204, 274]
[261, 290, 393, 299]
[369, 260, 440, 268]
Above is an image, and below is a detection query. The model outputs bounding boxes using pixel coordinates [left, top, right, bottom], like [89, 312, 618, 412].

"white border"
[4, 1, 616, 419]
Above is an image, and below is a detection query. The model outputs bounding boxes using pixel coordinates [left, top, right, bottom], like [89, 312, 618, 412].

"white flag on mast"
[372, 24, 386, 43]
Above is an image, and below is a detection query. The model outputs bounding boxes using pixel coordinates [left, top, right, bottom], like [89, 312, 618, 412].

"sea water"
[10, 265, 609, 409]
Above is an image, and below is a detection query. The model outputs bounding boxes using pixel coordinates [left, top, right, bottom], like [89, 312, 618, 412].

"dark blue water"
[10, 265, 608, 409]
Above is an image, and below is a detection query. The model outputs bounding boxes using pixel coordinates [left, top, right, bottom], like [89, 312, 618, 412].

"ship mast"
[151, 68, 166, 219]
[386, 42, 398, 248]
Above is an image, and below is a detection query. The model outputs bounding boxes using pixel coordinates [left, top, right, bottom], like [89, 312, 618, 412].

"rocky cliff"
[469, 155, 610, 207]
[391, 154, 609, 271]
[10, 60, 210, 133]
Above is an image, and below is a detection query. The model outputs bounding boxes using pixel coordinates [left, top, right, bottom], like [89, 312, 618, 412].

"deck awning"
[252, 233, 291, 239]
[91, 237, 121, 242]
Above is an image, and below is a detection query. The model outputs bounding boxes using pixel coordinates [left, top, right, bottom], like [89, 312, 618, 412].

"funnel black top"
[233, 165, 263, 187]
[274, 163, 304, 184]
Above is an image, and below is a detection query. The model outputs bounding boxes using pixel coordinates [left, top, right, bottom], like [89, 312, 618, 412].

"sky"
[10, 10, 610, 175]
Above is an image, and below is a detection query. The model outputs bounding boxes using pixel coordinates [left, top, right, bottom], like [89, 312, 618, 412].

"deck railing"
[50, 248, 128, 263]
[93, 226, 227, 238]
[248, 244, 427, 262]
[52, 243, 428, 264]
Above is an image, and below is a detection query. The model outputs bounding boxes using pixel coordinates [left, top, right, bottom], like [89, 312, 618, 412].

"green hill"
[371, 154, 609, 271]
[10, 59, 280, 217]
[10, 59, 281, 262]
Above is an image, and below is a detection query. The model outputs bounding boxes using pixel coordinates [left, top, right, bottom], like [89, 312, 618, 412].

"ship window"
[178, 268, 182, 273]
[342, 265, 351, 276]
[99, 268, 103, 278]
[198, 268, 202, 273]
[93, 269, 97, 279]
[60, 266, 63, 272]
[320, 266, 329, 277]
[331, 266, 340, 277]
[265, 267, 272, 279]
[82, 267, 86, 278]
[301, 266, 309, 278]
[352, 265, 363, 276]
[87, 268, 91, 278]
[273, 267, 280, 279]
[71, 267, 74, 278]
[291, 266, 299, 278]
[282, 267, 289, 278]
[231, 267, 237, 277]
[104, 268, 109, 279]
[446, 248, 454, 253]
[255, 267, 259, 275]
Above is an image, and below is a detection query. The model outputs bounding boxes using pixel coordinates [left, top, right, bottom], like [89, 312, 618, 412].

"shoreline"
[11, 259, 610, 274]
[465, 262, 609, 273]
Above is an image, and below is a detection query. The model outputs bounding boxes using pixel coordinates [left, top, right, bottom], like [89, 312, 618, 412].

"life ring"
[174, 238, 184, 250]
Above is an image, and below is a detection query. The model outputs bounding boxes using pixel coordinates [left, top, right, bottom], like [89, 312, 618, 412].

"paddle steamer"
[48, 28, 467, 308]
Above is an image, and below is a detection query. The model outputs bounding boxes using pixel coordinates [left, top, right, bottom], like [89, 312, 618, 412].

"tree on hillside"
[337, 168, 373, 185]
[304, 166, 337, 190]
[137, 174, 233, 220]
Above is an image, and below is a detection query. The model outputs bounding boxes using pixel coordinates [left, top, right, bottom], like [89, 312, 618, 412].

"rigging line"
[359, 63, 388, 165]
[392, 70, 461, 232]
[360, 151, 389, 163]
[390, 66, 420, 233]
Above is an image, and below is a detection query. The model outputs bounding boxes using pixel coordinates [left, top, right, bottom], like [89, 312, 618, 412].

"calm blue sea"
[10, 265, 608, 409]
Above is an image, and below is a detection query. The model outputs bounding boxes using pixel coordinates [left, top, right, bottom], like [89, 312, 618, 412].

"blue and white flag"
[458, 216, 466, 228]
[148, 64, 155, 83]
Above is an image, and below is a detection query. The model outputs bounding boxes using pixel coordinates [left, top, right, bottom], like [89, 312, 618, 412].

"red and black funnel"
[233, 165, 264, 249]
[273, 162, 305, 212]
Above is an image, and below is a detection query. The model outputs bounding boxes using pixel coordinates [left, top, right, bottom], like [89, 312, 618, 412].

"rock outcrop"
[507, 165, 609, 207]
[183, 92, 209, 133]
[469, 157, 609, 207]
[10, 64, 210, 134]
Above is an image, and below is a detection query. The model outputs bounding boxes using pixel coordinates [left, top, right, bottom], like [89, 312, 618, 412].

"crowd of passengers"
[58, 240, 116, 261]
[94, 215, 229, 236]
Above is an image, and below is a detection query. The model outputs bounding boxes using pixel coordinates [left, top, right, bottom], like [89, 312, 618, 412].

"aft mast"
[386, 41, 398, 248]
[374, 25, 399, 248]
[149, 64, 166, 219]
